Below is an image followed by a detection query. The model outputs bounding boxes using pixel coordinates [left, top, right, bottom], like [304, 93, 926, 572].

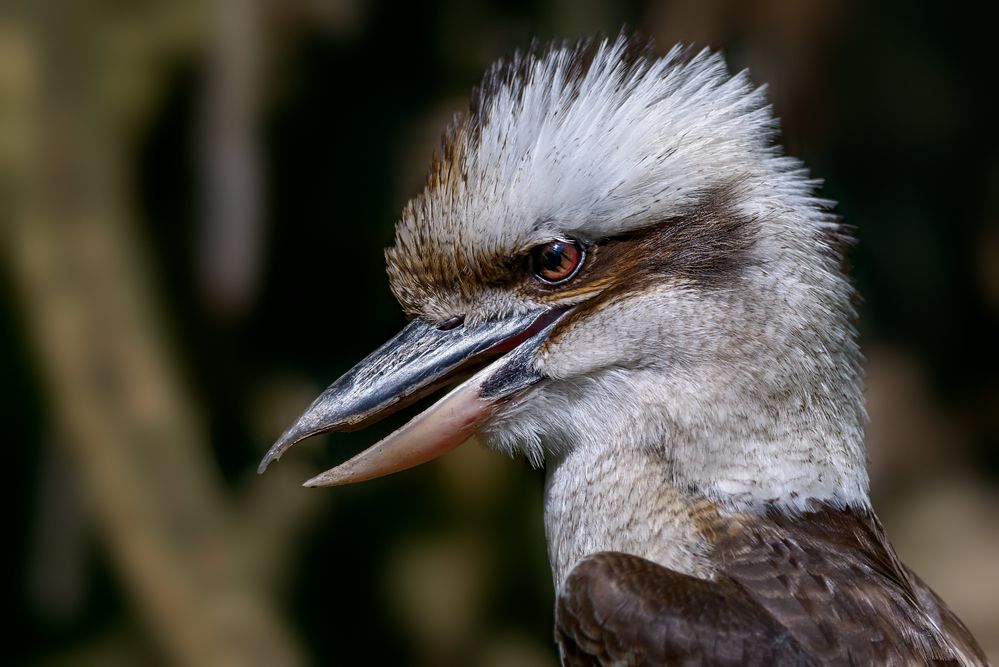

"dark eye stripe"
[530, 239, 585, 284]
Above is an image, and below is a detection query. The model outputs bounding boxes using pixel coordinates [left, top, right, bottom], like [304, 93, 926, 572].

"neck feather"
[544, 442, 715, 588]
[540, 370, 871, 586]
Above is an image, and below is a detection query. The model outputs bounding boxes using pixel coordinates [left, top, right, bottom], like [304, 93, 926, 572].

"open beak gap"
[302, 357, 503, 487]
[259, 308, 570, 487]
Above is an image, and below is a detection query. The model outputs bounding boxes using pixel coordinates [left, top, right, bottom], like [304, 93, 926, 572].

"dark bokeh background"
[3, 1, 997, 664]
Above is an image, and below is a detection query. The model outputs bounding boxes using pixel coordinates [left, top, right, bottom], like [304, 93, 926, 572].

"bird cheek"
[534, 331, 623, 380]
[534, 306, 653, 379]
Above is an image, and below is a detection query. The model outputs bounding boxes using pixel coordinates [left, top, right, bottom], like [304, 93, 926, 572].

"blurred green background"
[2, 0, 996, 665]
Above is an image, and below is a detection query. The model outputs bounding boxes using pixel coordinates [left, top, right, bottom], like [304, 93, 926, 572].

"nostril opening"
[438, 316, 464, 331]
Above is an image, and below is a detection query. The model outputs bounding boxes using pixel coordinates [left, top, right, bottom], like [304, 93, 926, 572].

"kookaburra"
[259, 36, 989, 665]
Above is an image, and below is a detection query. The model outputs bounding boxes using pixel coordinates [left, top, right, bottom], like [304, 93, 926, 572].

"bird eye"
[529, 239, 585, 284]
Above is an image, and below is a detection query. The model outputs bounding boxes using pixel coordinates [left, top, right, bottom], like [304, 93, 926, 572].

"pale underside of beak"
[257, 307, 570, 487]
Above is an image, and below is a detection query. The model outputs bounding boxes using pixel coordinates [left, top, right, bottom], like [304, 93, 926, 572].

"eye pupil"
[542, 245, 564, 270]
[530, 239, 584, 284]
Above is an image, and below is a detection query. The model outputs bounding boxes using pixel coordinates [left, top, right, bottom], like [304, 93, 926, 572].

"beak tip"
[257, 437, 290, 475]
[257, 423, 317, 476]
[303, 469, 339, 488]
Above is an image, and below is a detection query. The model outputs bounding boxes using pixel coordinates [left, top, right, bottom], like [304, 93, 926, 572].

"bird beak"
[257, 307, 571, 487]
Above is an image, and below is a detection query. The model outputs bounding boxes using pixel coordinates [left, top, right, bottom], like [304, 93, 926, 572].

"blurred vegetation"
[1, 0, 996, 665]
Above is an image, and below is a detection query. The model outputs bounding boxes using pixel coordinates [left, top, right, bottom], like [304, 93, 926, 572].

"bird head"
[259, 36, 869, 510]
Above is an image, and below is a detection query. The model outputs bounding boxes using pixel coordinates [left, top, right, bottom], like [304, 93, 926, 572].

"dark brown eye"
[530, 239, 584, 284]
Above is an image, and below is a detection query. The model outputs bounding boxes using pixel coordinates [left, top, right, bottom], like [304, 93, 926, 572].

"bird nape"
[258, 35, 989, 666]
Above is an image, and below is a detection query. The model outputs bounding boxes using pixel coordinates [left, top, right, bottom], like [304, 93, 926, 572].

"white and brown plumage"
[259, 36, 989, 665]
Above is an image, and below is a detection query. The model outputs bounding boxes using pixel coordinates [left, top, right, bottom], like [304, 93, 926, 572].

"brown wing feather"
[904, 564, 991, 665]
[555, 504, 990, 666]
[555, 552, 818, 666]
[713, 504, 969, 665]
